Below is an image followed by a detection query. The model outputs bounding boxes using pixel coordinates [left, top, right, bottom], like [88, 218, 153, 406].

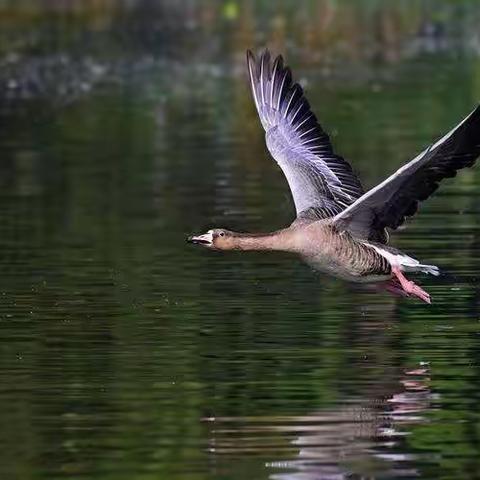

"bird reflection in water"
[205, 366, 434, 479]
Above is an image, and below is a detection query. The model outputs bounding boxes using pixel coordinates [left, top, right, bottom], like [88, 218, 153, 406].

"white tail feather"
[365, 242, 440, 276]
[417, 264, 440, 276]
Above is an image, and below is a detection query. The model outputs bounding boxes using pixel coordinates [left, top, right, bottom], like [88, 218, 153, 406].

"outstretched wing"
[334, 105, 480, 241]
[247, 49, 364, 220]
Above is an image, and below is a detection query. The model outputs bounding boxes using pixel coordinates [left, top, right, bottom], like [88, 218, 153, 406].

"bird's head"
[187, 228, 237, 251]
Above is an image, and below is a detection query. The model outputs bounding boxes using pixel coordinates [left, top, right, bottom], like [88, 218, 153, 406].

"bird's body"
[294, 222, 392, 283]
[188, 49, 480, 303]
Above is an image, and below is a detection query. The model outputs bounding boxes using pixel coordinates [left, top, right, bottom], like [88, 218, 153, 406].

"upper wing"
[247, 49, 364, 220]
[334, 105, 480, 241]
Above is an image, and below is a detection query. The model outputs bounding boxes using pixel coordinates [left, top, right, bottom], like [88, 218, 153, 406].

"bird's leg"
[391, 266, 431, 304]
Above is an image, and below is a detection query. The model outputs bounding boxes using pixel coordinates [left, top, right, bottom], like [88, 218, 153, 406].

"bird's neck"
[230, 229, 297, 252]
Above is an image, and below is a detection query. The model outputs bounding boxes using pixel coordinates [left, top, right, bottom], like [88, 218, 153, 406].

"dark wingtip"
[246, 49, 257, 78]
[247, 48, 283, 72]
[261, 48, 271, 65]
[272, 53, 284, 72]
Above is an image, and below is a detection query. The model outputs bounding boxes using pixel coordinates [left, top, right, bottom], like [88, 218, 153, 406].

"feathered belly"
[303, 255, 392, 283]
[296, 224, 393, 283]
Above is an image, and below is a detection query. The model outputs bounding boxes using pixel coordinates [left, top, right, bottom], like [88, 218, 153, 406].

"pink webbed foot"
[379, 279, 410, 298]
[391, 266, 431, 304]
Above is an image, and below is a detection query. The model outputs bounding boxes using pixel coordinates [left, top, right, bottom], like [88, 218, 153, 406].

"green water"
[1, 2, 480, 479]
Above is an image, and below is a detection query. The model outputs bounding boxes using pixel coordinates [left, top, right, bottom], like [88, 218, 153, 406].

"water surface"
[1, 2, 480, 479]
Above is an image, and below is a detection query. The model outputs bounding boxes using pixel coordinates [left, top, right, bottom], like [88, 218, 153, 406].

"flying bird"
[188, 49, 480, 303]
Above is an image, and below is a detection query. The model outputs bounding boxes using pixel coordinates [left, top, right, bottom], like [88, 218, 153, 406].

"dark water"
[1, 2, 480, 479]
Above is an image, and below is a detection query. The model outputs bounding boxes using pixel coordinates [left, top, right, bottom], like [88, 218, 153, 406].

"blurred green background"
[1, 1, 480, 480]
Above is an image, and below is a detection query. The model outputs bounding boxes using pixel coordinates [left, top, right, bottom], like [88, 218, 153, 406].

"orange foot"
[391, 266, 431, 304]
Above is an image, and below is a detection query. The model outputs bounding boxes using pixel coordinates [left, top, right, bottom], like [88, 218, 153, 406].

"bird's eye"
[219, 232, 225, 237]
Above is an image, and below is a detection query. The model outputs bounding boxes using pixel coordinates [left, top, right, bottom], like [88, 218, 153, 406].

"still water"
[1, 2, 480, 479]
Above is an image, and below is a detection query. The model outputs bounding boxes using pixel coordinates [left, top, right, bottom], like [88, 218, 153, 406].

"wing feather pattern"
[247, 49, 364, 220]
[334, 105, 480, 241]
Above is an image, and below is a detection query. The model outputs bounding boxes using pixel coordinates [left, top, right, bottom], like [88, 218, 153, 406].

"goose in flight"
[188, 49, 480, 303]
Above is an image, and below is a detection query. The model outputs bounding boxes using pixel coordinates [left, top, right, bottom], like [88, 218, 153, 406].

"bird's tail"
[417, 264, 440, 276]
